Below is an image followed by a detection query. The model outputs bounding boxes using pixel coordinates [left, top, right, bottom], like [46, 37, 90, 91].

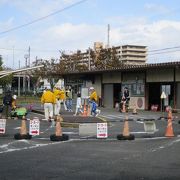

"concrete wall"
[176, 83, 180, 109]
[102, 72, 121, 83]
[146, 69, 174, 82]
[175, 68, 180, 81]
[122, 72, 145, 82]
[103, 84, 113, 108]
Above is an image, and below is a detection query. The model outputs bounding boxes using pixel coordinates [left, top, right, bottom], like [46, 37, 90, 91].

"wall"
[102, 72, 121, 83]
[146, 69, 174, 82]
[176, 68, 180, 81]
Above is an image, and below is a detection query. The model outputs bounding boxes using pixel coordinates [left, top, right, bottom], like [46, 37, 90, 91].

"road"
[0, 109, 180, 180]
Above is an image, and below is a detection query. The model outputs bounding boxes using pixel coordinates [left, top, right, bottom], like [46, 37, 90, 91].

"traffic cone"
[82, 101, 87, 117]
[87, 105, 91, 116]
[122, 102, 126, 113]
[132, 105, 137, 115]
[14, 116, 32, 140]
[117, 115, 135, 140]
[50, 115, 69, 141]
[165, 110, 174, 137]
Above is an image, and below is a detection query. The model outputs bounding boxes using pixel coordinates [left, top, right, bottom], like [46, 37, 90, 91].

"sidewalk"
[29, 103, 180, 123]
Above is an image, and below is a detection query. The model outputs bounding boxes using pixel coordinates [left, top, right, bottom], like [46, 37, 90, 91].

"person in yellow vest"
[41, 87, 56, 121]
[53, 87, 61, 115]
[59, 87, 67, 112]
[89, 87, 98, 116]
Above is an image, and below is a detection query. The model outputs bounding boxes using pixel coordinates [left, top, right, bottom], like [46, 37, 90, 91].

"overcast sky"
[0, 0, 180, 68]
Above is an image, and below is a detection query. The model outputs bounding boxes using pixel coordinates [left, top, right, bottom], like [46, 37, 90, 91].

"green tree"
[0, 55, 13, 90]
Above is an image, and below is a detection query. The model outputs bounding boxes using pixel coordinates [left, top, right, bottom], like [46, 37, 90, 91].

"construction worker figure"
[53, 87, 61, 115]
[41, 87, 56, 121]
[120, 87, 130, 112]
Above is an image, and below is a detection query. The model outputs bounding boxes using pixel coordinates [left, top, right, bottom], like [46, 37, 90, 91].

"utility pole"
[18, 60, 21, 97]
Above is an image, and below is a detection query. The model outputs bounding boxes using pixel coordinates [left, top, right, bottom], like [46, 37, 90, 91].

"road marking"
[14, 127, 21, 130]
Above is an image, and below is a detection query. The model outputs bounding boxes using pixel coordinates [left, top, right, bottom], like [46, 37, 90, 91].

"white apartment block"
[60, 43, 147, 70]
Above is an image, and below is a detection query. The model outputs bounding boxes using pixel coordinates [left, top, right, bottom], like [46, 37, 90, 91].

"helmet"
[13, 95, 17, 99]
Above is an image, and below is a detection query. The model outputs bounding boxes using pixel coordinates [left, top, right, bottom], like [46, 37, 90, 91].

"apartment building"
[59, 43, 147, 70]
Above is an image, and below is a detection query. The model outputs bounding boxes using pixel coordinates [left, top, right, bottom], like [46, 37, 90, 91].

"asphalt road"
[0, 110, 180, 180]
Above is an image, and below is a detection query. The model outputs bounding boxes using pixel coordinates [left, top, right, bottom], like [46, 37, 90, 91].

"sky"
[0, 0, 180, 69]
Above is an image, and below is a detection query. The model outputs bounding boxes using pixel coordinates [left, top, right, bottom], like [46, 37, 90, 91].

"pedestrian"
[59, 87, 67, 111]
[53, 87, 61, 115]
[66, 86, 73, 112]
[73, 93, 83, 116]
[41, 87, 56, 121]
[120, 87, 130, 112]
[2, 90, 13, 118]
[11, 95, 17, 110]
[89, 87, 98, 116]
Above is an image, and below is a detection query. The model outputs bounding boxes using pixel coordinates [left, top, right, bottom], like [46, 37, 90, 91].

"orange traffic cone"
[50, 115, 69, 141]
[14, 116, 32, 140]
[122, 116, 130, 137]
[122, 102, 126, 113]
[117, 115, 135, 140]
[165, 110, 174, 137]
[82, 101, 87, 117]
[55, 115, 63, 137]
[87, 105, 91, 116]
[132, 105, 137, 115]
[20, 116, 27, 135]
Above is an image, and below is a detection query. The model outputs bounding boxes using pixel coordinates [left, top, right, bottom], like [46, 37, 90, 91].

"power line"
[0, 0, 87, 35]
[149, 46, 180, 52]
[148, 49, 180, 56]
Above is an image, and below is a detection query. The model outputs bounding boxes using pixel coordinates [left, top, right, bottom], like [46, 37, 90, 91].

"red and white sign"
[97, 123, 108, 138]
[0, 119, 6, 134]
[29, 118, 40, 135]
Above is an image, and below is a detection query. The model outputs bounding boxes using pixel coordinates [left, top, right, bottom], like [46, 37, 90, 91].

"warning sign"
[29, 118, 40, 135]
[0, 119, 6, 134]
[97, 123, 108, 138]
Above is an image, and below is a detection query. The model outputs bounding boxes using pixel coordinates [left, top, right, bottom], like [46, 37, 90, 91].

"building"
[59, 43, 147, 71]
[60, 61, 180, 111]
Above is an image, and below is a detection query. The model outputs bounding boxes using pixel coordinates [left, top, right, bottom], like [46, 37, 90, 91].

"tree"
[0, 55, 13, 90]
[32, 58, 59, 89]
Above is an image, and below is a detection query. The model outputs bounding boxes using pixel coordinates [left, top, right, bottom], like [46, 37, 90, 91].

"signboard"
[97, 123, 108, 138]
[81, 88, 89, 99]
[0, 119, 6, 134]
[160, 91, 166, 99]
[29, 118, 40, 135]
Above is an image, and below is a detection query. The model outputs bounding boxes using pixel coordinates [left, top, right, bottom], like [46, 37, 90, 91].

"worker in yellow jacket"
[59, 87, 67, 112]
[89, 87, 99, 116]
[41, 87, 56, 121]
[53, 87, 61, 115]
